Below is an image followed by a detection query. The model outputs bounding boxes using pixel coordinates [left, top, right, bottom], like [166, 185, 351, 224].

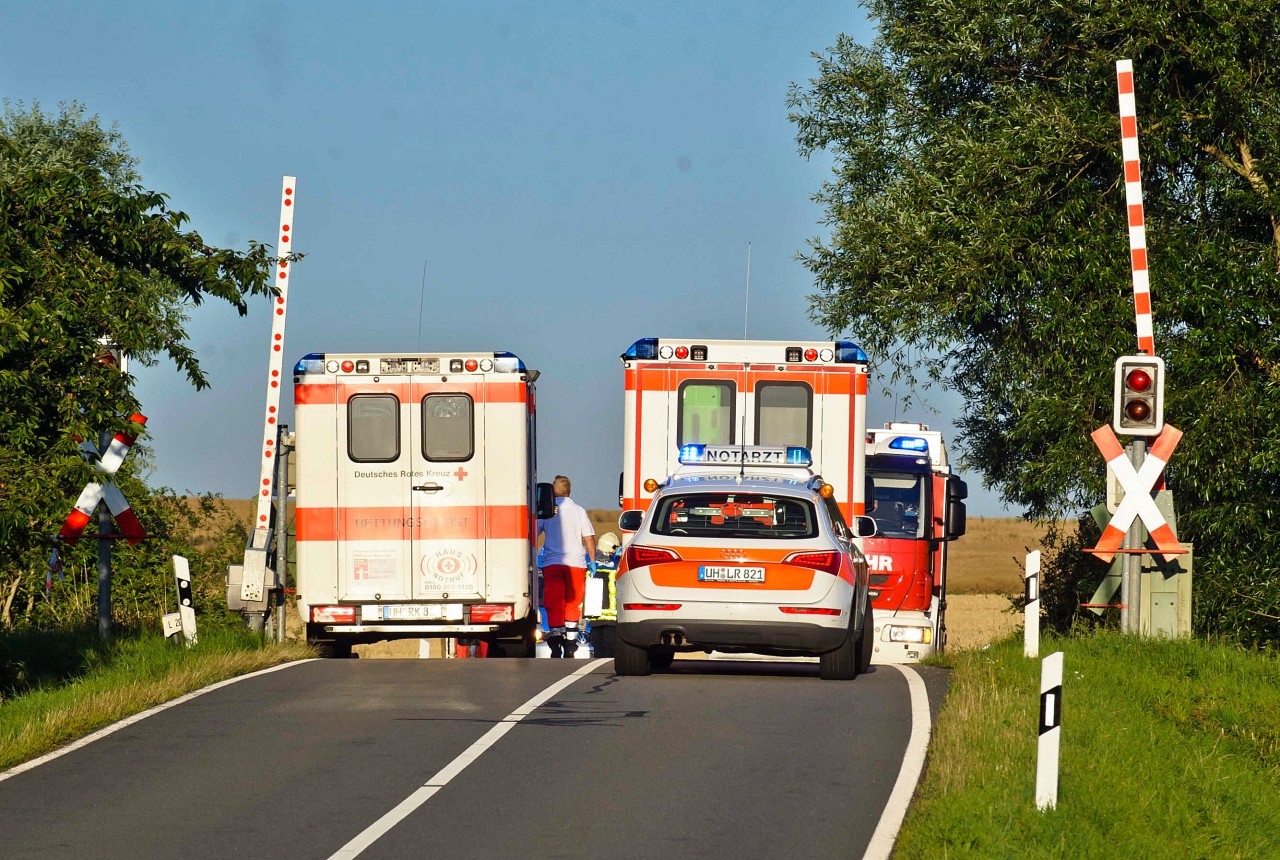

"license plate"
[363, 604, 447, 621]
[698, 565, 765, 583]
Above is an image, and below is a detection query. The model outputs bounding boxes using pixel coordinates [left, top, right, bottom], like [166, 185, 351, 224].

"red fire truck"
[863, 423, 967, 662]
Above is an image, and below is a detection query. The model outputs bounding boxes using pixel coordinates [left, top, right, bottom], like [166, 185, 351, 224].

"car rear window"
[651, 492, 817, 539]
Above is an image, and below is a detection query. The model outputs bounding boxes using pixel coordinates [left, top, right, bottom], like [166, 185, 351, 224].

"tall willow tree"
[789, 2, 1280, 644]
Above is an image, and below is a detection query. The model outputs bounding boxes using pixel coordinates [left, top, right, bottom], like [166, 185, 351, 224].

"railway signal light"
[1112, 355, 1164, 436]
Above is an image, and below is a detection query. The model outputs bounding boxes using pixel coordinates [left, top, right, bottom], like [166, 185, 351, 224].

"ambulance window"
[755, 382, 812, 447]
[422, 394, 473, 462]
[677, 381, 735, 447]
[348, 394, 400, 463]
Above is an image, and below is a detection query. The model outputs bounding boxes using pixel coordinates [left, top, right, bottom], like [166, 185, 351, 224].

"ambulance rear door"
[409, 376, 487, 601]
[336, 378, 413, 602]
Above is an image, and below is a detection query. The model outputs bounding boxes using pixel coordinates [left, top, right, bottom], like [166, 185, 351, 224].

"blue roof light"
[889, 436, 930, 453]
[834, 341, 869, 363]
[678, 444, 706, 463]
[786, 446, 812, 466]
[492, 351, 526, 373]
[622, 338, 659, 360]
[294, 352, 325, 374]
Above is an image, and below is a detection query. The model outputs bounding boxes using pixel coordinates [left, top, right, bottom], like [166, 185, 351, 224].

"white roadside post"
[1024, 550, 1041, 659]
[173, 555, 198, 646]
[1036, 651, 1063, 810]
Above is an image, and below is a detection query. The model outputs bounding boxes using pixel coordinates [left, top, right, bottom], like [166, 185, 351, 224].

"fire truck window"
[422, 394, 474, 462]
[755, 382, 812, 447]
[678, 381, 734, 447]
[348, 394, 400, 463]
[651, 492, 816, 540]
[869, 473, 926, 539]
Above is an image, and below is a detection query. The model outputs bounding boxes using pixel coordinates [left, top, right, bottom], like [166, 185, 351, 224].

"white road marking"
[862, 664, 932, 860]
[327, 658, 610, 860]
[0, 659, 316, 784]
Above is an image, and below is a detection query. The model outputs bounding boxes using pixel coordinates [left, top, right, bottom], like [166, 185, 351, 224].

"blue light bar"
[834, 341, 869, 363]
[492, 351, 526, 373]
[622, 338, 659, 360]
[889, 436, 930, 453]
[786, 446, 811, 465]
[294, 352, 325, 374]
[679, 444, 706, 463]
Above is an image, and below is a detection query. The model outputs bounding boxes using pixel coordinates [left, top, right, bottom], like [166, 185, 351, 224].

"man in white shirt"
[537, 475, 597, 657]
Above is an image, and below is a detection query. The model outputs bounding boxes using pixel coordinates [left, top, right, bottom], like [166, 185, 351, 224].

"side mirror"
[946, 478, 968, 540]
[618, 509, 644, 532]
[853, 515, 878, 538]
[535, 482, 557, 520]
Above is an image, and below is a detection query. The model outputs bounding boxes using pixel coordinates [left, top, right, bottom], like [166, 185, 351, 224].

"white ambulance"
[619, 338, 871, 523]
[291, 351, 553, 657]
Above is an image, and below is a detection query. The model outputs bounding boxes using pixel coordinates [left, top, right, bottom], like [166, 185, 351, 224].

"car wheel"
[855, 591, 874, 676]
[819, 617, 857, 680]
[649, 646, 675, 671]
[614, 636, 651, 676]
[590, 623, 616, 658]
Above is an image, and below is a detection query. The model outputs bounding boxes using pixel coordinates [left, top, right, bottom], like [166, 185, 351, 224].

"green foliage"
[899, 633, 1280, 858]
[0, 101, 277, 633]
[789, 2, 1280, 645]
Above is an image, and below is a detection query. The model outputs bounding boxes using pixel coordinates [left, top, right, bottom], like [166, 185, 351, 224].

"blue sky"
[3, 1, 1012, 516]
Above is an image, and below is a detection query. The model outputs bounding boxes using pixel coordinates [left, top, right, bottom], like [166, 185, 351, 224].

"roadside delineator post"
[1036, 651, 1063, 810]
[1024, 550, 1041, 658]
[162, 556, 198, 646]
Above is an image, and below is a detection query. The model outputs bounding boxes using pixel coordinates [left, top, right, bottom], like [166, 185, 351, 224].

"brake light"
[469, 604, 514, 623]
[622, 603, 682, 611]
[311, 605, 356, 624]
[779, 606, 843, 616]
[783, 550, 842, 574]
[625, 545, 682, 568]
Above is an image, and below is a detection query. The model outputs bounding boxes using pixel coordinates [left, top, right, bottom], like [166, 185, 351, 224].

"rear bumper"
[322, 623, 499, 635]
[617, 618, 848, 655]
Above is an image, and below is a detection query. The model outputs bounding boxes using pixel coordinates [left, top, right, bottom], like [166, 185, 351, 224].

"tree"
[789, 2, 1280, 644]
[0, 102, 278, 630]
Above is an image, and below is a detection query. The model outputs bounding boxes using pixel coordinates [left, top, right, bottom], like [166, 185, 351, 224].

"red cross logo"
[454, 467, 468, 481]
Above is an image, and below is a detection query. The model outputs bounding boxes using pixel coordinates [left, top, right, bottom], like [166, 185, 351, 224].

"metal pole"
[1124, 438, 1146, 634]
[96, 430, 112, 641]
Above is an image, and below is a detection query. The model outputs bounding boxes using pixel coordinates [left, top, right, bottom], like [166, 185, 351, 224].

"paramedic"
[537, 475, 597, 657]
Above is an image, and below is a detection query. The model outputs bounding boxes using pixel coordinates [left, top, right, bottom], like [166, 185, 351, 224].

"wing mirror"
[535, 482, 557, 520]
[618, 509, 644, 532]
[853, 515, 878, 538]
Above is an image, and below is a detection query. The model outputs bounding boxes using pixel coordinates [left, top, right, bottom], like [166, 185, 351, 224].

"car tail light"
[469, 604, 514, 623]
[622, 603, 682, 611]
[779, 606, 843, 616]
[311, 605, 356, 624]
[625, 545, 682, 568]
[783, 550, 842, 575]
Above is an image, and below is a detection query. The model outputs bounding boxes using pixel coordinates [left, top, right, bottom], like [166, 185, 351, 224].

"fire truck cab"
[864, 423, 968, 662]
[291, 350, 552, 657]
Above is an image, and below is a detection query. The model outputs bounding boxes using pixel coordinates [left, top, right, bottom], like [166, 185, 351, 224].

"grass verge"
[897, 631, 1280, 859]
[0, 628, 311, 772]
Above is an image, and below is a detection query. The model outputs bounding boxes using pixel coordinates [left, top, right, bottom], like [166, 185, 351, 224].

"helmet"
[597, 532, 621, 558]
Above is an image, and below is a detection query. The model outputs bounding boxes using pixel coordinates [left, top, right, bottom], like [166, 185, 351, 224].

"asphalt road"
[0, 656, 947, 860]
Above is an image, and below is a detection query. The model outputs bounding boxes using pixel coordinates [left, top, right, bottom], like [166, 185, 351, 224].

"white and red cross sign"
[1088, 423, 1183, 563]
[58, 413, 147, 546]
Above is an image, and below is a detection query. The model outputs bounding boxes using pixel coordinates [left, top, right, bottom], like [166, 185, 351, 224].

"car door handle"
[413, 483, 444, 492]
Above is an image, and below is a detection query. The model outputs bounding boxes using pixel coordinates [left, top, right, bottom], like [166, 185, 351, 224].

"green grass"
[897, 632, 1280, 859]
[0, 627, 311, 771]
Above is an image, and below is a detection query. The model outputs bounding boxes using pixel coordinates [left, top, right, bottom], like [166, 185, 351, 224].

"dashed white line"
[862, 664, 932, 860]
[327, 658, 610, 860]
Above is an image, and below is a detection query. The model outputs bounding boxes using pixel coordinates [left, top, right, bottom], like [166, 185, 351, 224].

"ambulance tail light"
[835, 342, 869, 363]
[779, 606, 842, 616]
[625, 545, 681, 568]
[783, 550, 842, 575]
[622, 338, 659, 360]
[311, 605, 356, 624]
[469, 604, 514, 623]
[294, 353, 325, 374]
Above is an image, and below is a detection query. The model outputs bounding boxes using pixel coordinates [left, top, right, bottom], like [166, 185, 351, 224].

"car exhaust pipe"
[660, 631, 685, 647]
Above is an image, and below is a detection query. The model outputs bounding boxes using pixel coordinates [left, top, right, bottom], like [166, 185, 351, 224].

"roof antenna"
[743, 242, 752, 339]
[415, 260, 427, 351]
[739, 413, 747, 479]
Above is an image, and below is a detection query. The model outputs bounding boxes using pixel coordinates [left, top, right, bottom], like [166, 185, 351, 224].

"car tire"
[649, 646, 676, 671]
[819, 616, 857, 681]
[614, 636, 651, 676]
[856, 591, 874, 676]
[590, 623, 616, 658]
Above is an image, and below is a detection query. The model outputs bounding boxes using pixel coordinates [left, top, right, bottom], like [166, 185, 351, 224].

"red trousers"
[542, 564, 584, 628]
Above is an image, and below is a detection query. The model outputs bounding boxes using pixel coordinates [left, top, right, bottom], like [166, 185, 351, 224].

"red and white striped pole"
[1116, 60, 1155, 357]
[254, 176, 297, 530]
